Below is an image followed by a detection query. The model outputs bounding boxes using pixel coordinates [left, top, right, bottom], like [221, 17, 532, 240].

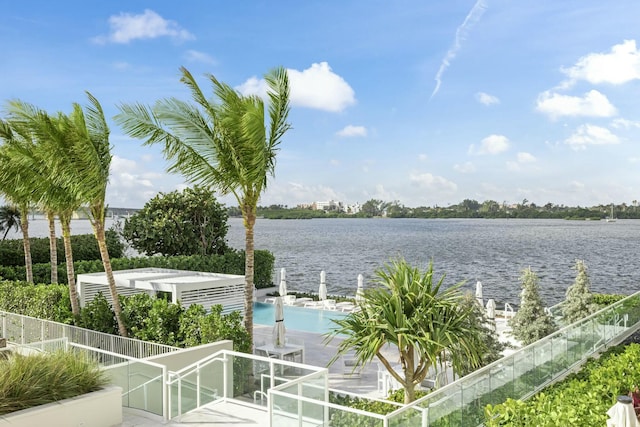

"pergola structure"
[77, 268, 246, 315]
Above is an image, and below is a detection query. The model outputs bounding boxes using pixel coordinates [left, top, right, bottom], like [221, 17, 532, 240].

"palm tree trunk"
[47, 211, 58, 284]
[94, 222, 128, 337]
[243, 206, 256, 348]
[61, 213, 80, 317]
[20, 207, 33, 283]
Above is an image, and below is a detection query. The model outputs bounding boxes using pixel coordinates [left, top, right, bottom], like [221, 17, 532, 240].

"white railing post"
[196, 363, 201, 408]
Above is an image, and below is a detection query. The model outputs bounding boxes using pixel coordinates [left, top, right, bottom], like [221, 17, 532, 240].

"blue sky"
[2, 1, 640, 209]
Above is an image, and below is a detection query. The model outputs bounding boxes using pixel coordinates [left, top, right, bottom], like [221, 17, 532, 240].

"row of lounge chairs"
[263, 295, 358, 312]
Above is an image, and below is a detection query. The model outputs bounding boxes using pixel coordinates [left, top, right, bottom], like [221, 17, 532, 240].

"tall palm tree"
[4, 95, 126, 332]
[325, 259, 488, 403]
[0, 127, 34, 283]
[61, 94, 127, 335]
[0, 204, 21, 240]
[115, 66, 291, 345]
[1, 104, 86, 314]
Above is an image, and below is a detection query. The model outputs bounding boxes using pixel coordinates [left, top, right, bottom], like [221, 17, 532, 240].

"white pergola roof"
[77, 268, 246, 315]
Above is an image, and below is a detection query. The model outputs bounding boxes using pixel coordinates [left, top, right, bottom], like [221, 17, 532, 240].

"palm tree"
[4, 95, 127, 333]
[115, 66, 291, 345]
[325, 259, 488, 403]
[0, 136, 34, 283]
[1, 104, 88, 315]
[61, 94, 127, 335]
[0, 205, 21, 240]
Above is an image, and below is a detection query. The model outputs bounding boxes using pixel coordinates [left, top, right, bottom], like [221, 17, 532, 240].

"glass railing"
[68, 342, 167, 418]
[395, 291, 640, 426]
[166, 350, 325, 419]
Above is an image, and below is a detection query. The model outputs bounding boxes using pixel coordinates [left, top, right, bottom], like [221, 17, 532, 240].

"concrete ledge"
[0, 385, 122, 427]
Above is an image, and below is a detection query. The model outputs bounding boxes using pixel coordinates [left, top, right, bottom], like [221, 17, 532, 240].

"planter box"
[0, 385, 122, 427]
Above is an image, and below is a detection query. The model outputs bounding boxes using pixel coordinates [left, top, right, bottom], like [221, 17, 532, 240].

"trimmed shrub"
[0, 249, 274, 289]
[0, 230, 124, 267]
[0, 280, 72, 322]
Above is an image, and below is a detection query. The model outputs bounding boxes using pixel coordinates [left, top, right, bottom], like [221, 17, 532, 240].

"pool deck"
[121, 294, 517, 426]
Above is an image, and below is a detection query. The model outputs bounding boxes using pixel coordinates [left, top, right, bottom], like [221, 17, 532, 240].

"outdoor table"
[255, 342, 305, 364]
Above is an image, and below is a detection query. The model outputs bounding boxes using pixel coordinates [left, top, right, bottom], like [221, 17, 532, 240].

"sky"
[2, 1, 640, 209]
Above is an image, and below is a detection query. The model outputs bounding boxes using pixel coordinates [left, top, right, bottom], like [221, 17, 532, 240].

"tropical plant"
[325, 258, 488, 403]
[0, 146, 34, 283]
[509, 267, 556, 345]
[122, 186, 229, 256]
[115, 66, 291, 346]
[28, 93, 127, 335]
[562, 259, 597, 323]
[0, 351, 107, 416]
[0, 205, 20, 241]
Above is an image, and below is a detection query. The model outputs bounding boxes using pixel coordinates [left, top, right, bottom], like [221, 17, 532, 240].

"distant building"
[345, 203, 361, 214]
[313, 200, 343, 212]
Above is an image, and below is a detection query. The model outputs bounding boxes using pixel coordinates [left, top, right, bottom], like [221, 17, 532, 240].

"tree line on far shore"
[243, 198, 640, 220]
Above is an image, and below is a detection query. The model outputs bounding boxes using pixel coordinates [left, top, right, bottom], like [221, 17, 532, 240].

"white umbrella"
[475, 281, 483, 307]
[486, 299, 496, 320]
[606, 395, 640, 427]
[279, 268, 287, 297]
[273, 296, 286, 348]
[319, 270, 327, 301]
[355, 274, 364, 303]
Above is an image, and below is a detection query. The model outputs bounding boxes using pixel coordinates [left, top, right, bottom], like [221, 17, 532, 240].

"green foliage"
[509, 267, 556, 345]
[327, 258, 488, 404]
[122, 186, 229, 256]
[458, 292, 506, 375]
[593, 293, 626, 308]
[562, 260, 598, 323]
[0, 249, 274, 289]
[0, 351, 108, 415]
[78, 292, 117, 334]
[0, 205, 21, 240]
[0, 280, 72, 322]
[484, 343, 640, 427]
[0, 230, 124, 267]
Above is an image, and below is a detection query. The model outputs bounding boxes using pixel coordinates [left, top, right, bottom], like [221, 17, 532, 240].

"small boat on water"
[606, 204, 617, 222]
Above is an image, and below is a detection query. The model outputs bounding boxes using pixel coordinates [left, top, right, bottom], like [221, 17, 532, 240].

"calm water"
[226, 218, 640, 307]
[11, 217, 640, 307]
[253, 302, 346, 332]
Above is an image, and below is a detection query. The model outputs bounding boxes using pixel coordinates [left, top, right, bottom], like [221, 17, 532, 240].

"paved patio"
[121, 296, 516, 425]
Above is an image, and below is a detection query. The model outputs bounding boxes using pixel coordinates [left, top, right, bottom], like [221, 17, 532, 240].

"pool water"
[253, 302, 347, 333]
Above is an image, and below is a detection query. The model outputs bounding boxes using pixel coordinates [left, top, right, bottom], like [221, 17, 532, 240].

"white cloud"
[507, 152, 536, 171]
[516, 152, 536, 163]
[288, 62, 356, 112]
[418, 154, 428, 162]
[611, 118, 640, 129]
[184, 50, 216, 65]
[329, 159, 341, 167]
[469, 134, 510, 155]
[564, 124, 620, 150]
[107, 156, 161, 207]
[453, 162, 476, 173]
[409, 172, 458, 192]
[561, 40, 640, 87]
[475, 92, 500, 106]
[336, 125, 367, 137]
[431, 0, 488, 98]
[237, 62, 355, 112]
[93, 9, 194, 44]
[536, 90, 617, 119]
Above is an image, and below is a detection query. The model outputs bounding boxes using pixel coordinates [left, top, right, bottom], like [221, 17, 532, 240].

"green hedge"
[484, 344, 640, 426]
[0, 280, 250, 353]
[0, 249, 275, 289]
[0, 230, 124, 267]
[0, 280, 72, 322]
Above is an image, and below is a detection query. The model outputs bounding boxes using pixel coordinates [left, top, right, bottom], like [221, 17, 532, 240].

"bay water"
[8, 217, 640, 307]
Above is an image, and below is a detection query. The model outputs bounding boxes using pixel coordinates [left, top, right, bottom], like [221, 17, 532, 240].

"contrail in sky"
[431, 0, 488, 99]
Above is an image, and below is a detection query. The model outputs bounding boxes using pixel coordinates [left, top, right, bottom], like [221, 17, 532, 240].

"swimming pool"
[253, 302, 347, 333]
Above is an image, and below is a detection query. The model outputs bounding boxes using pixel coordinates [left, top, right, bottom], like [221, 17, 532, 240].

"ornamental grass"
[0, 350, 108, 415]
